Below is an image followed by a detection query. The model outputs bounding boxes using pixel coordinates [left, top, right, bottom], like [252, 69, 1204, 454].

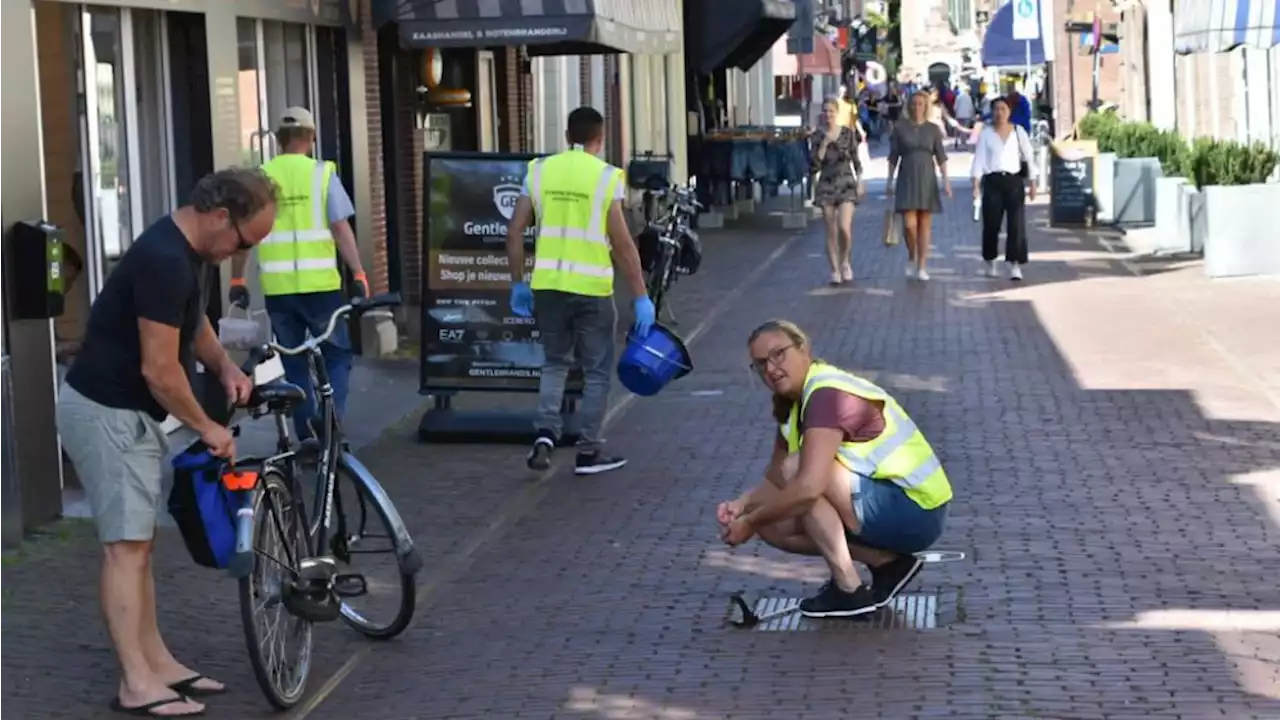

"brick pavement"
[6, 160, 1280, 719]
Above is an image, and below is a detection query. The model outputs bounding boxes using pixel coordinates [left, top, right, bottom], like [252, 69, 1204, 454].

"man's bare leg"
[139, 538, 224, 693]
[102, 541, 204, 715]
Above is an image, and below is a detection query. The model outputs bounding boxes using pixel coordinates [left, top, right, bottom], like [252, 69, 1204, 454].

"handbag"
[1016, 126, 1031, 179]
[882, 208, 902, 246]
[168, 441, 249, 570]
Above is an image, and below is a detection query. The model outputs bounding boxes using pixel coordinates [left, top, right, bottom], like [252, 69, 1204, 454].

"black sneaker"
[870, 553, 924, 607]
[526, 436, 554, 471]
[798, 581, 879, 618]
[574, 451, 627, 475]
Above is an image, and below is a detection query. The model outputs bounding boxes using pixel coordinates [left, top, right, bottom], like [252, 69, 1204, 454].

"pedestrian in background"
[57, 168, 275, 717]
[231, 107, 368, 439]
[886, 91, 951, 281]
[811, 99, 866, 286]
[506, 107, 654, 476]
[971, 97, 1036, 281]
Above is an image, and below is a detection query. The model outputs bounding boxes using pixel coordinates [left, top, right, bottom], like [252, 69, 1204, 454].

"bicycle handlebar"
[240, 292, 402, 376]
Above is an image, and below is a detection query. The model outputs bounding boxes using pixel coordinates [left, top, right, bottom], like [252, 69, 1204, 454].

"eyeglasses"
[748, 344, 793, 374]
[230, 217, 254, 251]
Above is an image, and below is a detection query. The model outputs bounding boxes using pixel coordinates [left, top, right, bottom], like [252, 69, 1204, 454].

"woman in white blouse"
[970, 97, 1036, 281]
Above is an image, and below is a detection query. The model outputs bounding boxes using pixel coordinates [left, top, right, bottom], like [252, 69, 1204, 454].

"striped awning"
[1175, 0, 1280, 54]
[382, 0, 681, 55]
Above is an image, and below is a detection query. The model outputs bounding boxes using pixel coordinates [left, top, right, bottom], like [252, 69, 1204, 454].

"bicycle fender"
[339, 452, 424, 576]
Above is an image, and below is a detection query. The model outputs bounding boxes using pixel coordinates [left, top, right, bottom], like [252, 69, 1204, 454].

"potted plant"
[1187, 138, 1280, 277]
[1109, 121, 1179, 229]
[1078, 111, 1122, 222]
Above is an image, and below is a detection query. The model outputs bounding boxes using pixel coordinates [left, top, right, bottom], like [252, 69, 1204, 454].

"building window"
[949, 0, 974, 32]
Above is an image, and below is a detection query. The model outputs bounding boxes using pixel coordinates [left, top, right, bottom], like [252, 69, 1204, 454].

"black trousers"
[981, 172, 1028, 264]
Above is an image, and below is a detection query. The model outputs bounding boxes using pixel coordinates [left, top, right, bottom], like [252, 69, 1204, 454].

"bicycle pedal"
[332, 573, 368, 598]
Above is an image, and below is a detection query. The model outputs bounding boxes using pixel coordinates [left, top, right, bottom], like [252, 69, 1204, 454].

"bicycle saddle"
[248, 380, 307, 409]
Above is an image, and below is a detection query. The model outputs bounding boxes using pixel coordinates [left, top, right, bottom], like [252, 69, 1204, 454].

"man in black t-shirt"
[57, 167, 277, 716]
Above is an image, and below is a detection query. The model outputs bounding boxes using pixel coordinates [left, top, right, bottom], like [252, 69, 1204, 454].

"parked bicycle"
[230, 292, 421, 709]
[637, 182, 703, 319]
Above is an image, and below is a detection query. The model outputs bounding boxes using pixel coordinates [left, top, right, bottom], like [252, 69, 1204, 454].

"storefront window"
[130, 9, 173, 227]
[262, 20, 312, 140]
[82, 7, 132, 269]
[237, 17, 268, 164]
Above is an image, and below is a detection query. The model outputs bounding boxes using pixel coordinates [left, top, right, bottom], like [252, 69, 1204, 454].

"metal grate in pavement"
[744, 592, 955, 632]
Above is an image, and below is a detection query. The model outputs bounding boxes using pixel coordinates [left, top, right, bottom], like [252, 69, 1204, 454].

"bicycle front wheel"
[329, 460, 417, 640]
[646, 246, 673, 316]
[240, 469, 314, 710]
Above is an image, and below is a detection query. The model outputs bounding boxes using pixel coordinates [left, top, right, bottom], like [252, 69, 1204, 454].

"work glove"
[510, 282, 535, 318]
[632, 296, 656, 338]
[228, 282, 250, 310]
[351, 271, 369, 299]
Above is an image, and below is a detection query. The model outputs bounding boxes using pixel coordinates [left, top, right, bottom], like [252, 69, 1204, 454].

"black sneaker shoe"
[526, 436, 554, 471]
[798, 581, 879, 618]
[574, 451, 627, 475]
[870, 553, 924, 607]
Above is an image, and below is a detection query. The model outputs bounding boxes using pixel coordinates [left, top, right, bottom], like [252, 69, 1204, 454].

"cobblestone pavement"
[6, 156, 1280, 719]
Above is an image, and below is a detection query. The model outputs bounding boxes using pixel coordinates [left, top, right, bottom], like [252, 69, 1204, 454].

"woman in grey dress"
[886, 91, 952, 281]
[810, 100, 865, 285]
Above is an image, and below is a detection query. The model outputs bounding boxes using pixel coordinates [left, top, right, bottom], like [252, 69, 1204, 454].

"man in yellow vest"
[230, 107, 368, 437]
[505, 107, 654, 476]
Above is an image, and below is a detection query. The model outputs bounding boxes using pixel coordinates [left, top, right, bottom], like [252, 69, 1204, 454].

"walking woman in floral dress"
[810, 99, 865, 286]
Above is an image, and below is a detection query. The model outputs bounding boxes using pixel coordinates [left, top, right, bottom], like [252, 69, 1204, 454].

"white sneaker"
[917, 268, 930, 281]
[1009, 264, 1023, 281]
[905, 266, 917, 279]
[983, 261, 998, 277]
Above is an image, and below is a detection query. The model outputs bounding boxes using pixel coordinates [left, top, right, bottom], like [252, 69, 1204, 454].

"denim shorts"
[846, 474, 948, 555]
[729, 139, 769, 182]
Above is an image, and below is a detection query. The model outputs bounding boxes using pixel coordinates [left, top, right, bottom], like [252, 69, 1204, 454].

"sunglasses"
[230, 217, 254, 251]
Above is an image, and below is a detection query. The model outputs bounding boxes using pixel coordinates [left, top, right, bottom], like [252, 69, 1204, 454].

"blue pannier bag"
[168, 444, 243, 569]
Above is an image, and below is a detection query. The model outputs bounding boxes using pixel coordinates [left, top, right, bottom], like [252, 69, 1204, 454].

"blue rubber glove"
[510, 282, 535, 318]
[633, 296, 656, 338]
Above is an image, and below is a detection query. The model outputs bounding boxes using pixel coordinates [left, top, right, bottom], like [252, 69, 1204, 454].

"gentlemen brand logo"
[493, 175, 523, 221]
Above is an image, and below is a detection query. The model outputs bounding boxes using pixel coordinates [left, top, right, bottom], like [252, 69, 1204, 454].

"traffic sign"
[1012, 0, 1040, 41]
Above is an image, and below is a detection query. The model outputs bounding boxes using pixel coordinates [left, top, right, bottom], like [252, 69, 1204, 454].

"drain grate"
[743, 592, 954, 632]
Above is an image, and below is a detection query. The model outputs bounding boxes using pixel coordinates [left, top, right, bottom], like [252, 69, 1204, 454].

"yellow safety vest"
[527, 149, 623, 297]
[258, 154, 341, 296]
[782, 361, 953, 510]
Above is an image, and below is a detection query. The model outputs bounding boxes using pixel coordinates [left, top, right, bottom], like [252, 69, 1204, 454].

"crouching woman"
[718, 320, 953, 617]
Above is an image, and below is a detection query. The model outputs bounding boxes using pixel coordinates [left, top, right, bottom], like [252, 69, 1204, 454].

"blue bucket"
[617, 324, 693, 397]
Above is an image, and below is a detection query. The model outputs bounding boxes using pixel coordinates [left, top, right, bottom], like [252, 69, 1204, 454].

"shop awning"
[772, 33, 842, 77]
[1175, 0, 1280, 54]
[383, 0, 682, 55]
[687, 0, 796, 75]
[980, 1, 1046, 69]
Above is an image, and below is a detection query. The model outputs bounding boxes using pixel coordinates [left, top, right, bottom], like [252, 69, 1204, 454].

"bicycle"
[229, 292, 421, 709]
[640, 183, 702, 321]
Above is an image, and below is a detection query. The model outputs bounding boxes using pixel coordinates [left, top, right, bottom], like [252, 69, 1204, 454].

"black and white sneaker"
[574, 451, 627, 475]
[798, 581, 879, 618]
[526, 435, 554, 472]
[870, 553, 924, 607]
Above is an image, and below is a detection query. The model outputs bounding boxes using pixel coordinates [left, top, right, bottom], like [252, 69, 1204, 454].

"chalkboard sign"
[1049, 140, 1099, 228]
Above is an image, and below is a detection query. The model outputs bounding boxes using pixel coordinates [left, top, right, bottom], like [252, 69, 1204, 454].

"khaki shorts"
[56, 384, 168, 543]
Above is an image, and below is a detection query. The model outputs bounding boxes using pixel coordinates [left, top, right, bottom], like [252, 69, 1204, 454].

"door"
[477, 50, 498, 151]
[237, 18, 324, 164]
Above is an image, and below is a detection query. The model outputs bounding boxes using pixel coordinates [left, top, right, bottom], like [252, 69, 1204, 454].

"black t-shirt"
[66, 215, 207, 421]
[885, 93, 902, 121]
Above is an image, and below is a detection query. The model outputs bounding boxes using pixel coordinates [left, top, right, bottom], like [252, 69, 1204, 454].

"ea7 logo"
[439, 329, 466, 342]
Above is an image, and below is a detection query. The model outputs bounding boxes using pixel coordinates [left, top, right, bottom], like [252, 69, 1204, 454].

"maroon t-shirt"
[776, 388, 886, 448]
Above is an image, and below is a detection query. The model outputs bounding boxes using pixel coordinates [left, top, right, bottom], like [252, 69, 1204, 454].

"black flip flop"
[169, 675, 227, 698]
[108, 697, 205, 717]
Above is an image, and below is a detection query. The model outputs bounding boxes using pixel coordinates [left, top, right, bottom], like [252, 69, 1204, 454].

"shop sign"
[419, 152, 583, 394]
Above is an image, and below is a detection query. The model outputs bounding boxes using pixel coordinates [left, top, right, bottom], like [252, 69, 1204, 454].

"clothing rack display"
[693, 126, 811, 211]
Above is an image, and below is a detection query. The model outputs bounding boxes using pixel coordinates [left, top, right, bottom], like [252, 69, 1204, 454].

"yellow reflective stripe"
[537, 226, 609, 245]
[803, 369, 885, 399]
[586, 164, 617, 239]
[901, 454, 943, 487]
[533, 258, 612, 278]
[838, 406, 918, 470]
[262, 258, 338, 273]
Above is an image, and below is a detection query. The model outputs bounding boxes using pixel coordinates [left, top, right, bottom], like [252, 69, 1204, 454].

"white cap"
[278, 107, 316, 131]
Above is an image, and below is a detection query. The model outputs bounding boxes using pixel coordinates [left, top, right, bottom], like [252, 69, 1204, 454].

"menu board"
[419, 151, 583, 394]
[1049, 140, 1099, 228]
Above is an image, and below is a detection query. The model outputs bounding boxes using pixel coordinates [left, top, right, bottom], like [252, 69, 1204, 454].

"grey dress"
[888, 120, 948, 213]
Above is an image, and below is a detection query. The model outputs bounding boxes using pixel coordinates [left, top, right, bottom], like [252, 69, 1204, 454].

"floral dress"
[810, 126, 864, 207]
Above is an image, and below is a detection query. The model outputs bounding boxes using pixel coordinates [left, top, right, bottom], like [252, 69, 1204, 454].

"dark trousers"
[264, 290, 353, 439]
[981, 172, 1028, 264]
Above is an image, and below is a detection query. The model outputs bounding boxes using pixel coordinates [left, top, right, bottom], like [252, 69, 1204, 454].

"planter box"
[1148, 176, 1191, 253]
[1095, 152, 1117, 223]
[1200, 183, 1280, 278]
[1112, 157, 1163, 228]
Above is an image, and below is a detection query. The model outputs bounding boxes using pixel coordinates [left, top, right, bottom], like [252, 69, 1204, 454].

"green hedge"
[1077, 110, 1279, 187]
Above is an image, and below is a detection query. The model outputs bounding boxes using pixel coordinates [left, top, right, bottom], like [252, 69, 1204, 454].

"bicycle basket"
[218, 308, 270, 351]
[676, 231, 703, 275]
[167, 443, 250, 570]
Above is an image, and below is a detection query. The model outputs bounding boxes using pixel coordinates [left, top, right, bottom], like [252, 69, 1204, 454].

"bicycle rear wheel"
[240, 469, 314, 709]
[330, 460, 416, 640]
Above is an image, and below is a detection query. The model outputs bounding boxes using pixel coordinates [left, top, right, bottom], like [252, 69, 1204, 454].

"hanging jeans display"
[695, 129, 811, 207]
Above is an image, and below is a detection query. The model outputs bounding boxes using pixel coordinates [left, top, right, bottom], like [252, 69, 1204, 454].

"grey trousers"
[533, 290, 616, 451]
